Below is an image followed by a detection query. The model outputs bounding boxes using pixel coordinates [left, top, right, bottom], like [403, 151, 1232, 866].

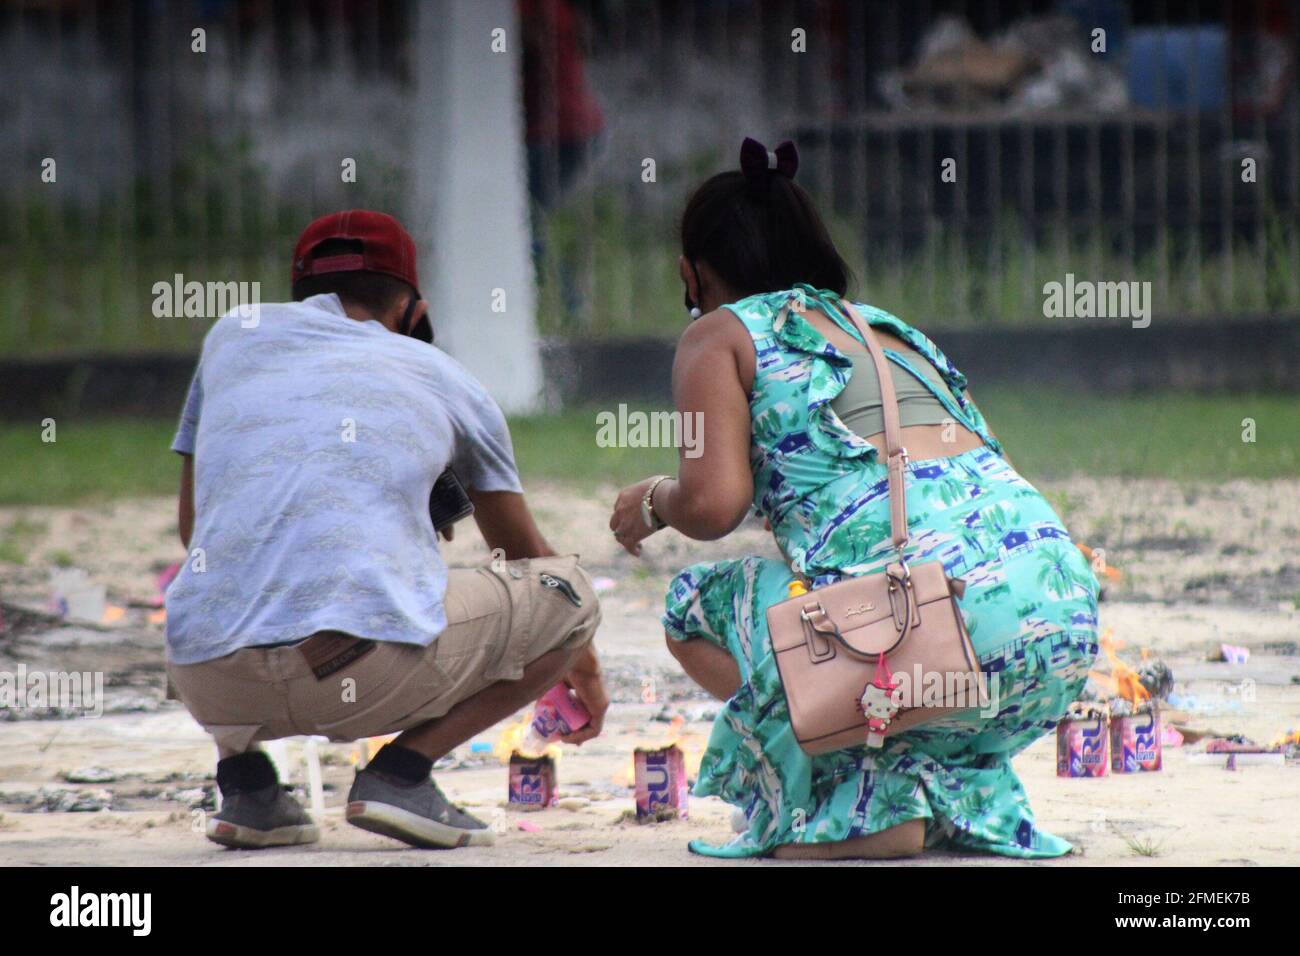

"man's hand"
[559, 644, 607, 745]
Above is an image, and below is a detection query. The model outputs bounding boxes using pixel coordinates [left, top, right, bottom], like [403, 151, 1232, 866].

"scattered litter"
[1168, 723, 1227, 745]
[30, 786, 113, 813]
[1165, 693, 1241, 716]
[154, 562, 181, 606]
[161, 786, 214, 809]
[876, 13, 1127, 114]
[684, 703, 717, 723]
[1269, 729, 1300, 758]
[47, 568, 106, 623]
[62, 767, 117, 784]
[99, 605, 126, 625]
[1160, 724, 1184, 748]
[103, 694, 161, 715]
[516, 819, 542, 833]
[1212, 644, 1250, 664]
[469, 741, 492, 754]
[1137, 660, 1175, 701]
[1206, 736, 1272, 754]
[1189, 752, 1285, 770]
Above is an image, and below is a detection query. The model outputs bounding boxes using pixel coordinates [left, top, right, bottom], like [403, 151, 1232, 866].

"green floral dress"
[664, 285, 1100, 858]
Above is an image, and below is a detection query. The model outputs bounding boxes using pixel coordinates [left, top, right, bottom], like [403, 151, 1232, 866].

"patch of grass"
[0, 514, 48, 564]
[0, 420, 180, 506]
[975, 388, 1299, 482]
[0, 389, 1295, 507]
[508, 409, 679, 490]
[1118, 831, 1164, 858]
[514, 390, 1300, 487]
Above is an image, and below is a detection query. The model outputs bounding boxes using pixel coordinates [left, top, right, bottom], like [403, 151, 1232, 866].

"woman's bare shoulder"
[675, 308, 756, 387]
[676, 307, 751, 352]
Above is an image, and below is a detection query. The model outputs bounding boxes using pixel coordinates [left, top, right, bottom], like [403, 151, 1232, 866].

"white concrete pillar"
[412, 0, 543, 414]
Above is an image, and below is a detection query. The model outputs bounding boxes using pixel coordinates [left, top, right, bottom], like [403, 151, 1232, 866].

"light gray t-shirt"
[166, 293, 522, 665]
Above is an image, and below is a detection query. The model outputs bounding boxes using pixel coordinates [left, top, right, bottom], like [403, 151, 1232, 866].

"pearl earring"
[689, 307, 702, 319]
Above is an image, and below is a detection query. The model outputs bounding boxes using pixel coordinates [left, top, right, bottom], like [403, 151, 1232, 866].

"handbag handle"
[800, 562, 914, 658]
[774, 294, 911, 556]
[834, 298, 909, 553]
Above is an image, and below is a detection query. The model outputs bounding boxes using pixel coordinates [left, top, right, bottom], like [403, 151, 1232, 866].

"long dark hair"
[680, 149, 850, 299]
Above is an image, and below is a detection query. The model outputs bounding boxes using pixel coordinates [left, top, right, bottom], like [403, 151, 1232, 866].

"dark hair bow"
[739, 137, 799, 181]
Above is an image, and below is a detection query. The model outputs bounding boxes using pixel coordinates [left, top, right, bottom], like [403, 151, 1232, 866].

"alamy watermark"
[595, 404, 704, 459]
[0, 665, 104, 717]
[152, 273, 261, 328]
[1042, 273, 1151, 328]
[891, 666, 999, 717]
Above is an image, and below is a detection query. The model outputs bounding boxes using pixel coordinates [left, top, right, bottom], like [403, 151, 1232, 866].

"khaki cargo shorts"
[166, 555, 601, 754]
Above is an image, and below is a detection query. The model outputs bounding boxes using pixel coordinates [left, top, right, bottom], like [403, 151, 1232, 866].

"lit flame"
[1268, 729, 1300, 749]
[1076, 543, 1122, 582]
[350, 733, 397, 767]
[1088, 628, 1150, 705]
[617, 713, 706, 786]
[493, 711, 562, 762]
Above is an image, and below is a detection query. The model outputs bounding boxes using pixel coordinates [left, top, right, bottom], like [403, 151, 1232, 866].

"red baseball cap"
[293, 210, 429, 341]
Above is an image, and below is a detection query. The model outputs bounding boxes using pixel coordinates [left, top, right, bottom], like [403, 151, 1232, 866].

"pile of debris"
[878, 14, 1127, 113]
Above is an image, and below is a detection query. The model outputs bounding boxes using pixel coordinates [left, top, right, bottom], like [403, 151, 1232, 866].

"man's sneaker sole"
[206, 818, 320, 849]
[346, 800, 496, 849]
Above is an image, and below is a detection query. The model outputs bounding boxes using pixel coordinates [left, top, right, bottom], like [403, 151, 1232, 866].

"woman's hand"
[609, 476, 660, 557]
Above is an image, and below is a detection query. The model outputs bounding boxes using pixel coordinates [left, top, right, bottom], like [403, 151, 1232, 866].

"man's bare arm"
[468, 490, 555, 559]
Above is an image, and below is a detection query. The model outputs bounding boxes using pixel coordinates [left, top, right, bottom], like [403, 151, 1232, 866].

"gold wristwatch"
[640, 475, 672, 531]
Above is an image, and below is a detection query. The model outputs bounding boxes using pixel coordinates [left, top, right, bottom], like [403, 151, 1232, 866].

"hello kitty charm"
[858, 653, 904, 748]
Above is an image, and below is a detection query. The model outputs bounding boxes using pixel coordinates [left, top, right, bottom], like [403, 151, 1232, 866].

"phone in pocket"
[428, 467, 475, 534]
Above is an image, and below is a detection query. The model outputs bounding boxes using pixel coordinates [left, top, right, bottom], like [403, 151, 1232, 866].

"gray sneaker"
[206, 784, 320, 849]
[346, 768, 496, 849]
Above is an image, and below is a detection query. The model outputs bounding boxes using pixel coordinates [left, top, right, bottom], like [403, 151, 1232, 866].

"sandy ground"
[0, 478, 1297, 867]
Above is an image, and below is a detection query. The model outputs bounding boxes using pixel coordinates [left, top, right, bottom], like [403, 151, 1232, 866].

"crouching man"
[165, 210, 605, 850]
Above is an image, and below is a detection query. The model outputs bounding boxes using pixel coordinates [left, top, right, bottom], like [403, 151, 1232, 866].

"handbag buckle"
[800, 603, 838, 663]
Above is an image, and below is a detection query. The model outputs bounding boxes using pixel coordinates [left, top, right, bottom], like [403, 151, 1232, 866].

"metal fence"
[2, 0, 1297, 357]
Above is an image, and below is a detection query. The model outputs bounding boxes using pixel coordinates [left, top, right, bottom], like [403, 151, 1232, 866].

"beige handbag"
[766, 298, 988, 755]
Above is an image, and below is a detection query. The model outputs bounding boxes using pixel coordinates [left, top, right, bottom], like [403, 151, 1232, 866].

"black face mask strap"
[397, 292, 421, 337]
[684, 259, 704, 315]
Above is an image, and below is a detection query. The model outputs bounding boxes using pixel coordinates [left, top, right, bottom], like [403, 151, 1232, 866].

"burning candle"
[1109, 701, 1162, 773]
[634, 745, 689, 821]
[1056, 703, 1110, 778]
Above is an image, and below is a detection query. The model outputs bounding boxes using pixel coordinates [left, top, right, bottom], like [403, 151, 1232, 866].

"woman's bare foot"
[772, 818, 925, 860]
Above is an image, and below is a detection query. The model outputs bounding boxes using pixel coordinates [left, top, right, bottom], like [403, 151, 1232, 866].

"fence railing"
[2, 0, 1296, 358]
